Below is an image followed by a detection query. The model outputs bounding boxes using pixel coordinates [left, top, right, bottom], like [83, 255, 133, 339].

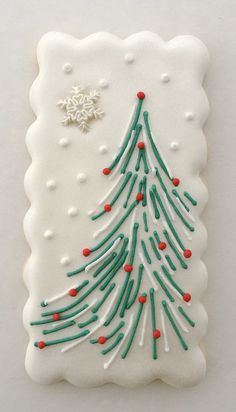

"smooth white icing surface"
[24, 31, 209, 388]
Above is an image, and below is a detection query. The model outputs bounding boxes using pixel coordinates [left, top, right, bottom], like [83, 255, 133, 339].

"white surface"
[0, 0, 235, 410]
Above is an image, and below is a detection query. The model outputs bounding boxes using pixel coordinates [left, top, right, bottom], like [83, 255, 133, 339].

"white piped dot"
[46, 180, 57, 190]
[59, 138, 70, 147]
[185, 112, 194, 121]
[170, 141, 180, 151]
[44, 230, 54, 239]
[68, 207, 78, 217]
[76, 173, 87, 183]
[99, 79, 109, 89]
[62, 63, 73, 74]
[60, 256, 71, 266]
[125, 53, 134, 63]
[161, 73, 170, 83]
[99, 145, 108, 154]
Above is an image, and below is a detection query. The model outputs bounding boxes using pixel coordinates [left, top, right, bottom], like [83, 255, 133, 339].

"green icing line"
[91, 209, 106, 221]
[100, 250, 128, 291]
[101, 333, 124, 355]
[121, 124, 142, 174]
[32, 304, 89, 326]
[67, 235, 123, 277]
[162, 300, 188, 350]
[153, 230, 160, 244]
[104, 273, 131, 326]
[92, 283, 116, 313]
[34, 329, 89, 348]
[138, 179, 143, 193]
[150, 288, 158, 360]
[126, 264, 143, 309]
[143, 211, 149, 232]
[123, 174, 138, 208]
[108, 98, 143, 170]
[78, 314, 98, 328]
[154, 168, 194, 232]
[149, 236, 161, 260]
[143, 111, 171, 179]
[141, 240, 152, 264]
[184, 191, 197, 206]
[93, 252, 117, 278]
[42, 320, 76, 335]
[121, 295, 145, 358]
[99, 239, 129, 290]
[149, 189, 160, 219]
[142, 149, 150, 174]
[90, 321, 125, 344]
[178, 306, 195, 327]
[161, 265, 184, 296]
[152, 185, 186, 251]
[110, 171, 132, 206]
[153, 271, 175, 302]
[135, 148, 142, 171]
[163, 229, 188, 269]
[165, 255, 177, 271]
[119, 279, 134, 318]
[129, 223, 139, 265]
[142, 175, 147, 206]
[90, 200, 138, 253]
[75, 279, 89, 293]
[172, 189, 190, 212]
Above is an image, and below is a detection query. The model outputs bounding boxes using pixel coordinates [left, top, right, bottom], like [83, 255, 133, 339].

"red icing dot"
[183, 293, 191, 302]
[153, 329, 161, 339]
[138, 295, 147, 304]
[183, 249, 192, 259]
[104, 204, 112, 212]
[172, 177, 180, 187]
[38, 341, 46, 349]
[103, 168, 111, 175]
[137, 91, 145, 100]
[52, 313, 60, 321]
[124, 264, 133, 273]
[98, 336, 107, 344]
[137, 141, 145, 149]
[136, 193, 143, 202]
[158, 242, 167, 250]
[83, 248, 91, 257]
[69, 288, 78, 297]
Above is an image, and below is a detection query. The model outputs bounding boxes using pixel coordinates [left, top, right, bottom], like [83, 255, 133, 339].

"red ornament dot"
[153, 329, 161, 339]
[183, 293, 191, 302]
[137, 141, 145, 150]
[38, 341, 46, 349]
[136, 193, 143, 202]
[69, 288, 78, 297]
[124, 264, 133, 273]
[103, 168, 111, 175]
[98, 336, 107, 344]
[83, 248, 91, 257]
[52, 313, 60, 321]
[137, 91, 145, 100]
[158, 242, 167, 250]
[138, 295, 147, 304]
[172, 177, 180, 187]
[183, 249, 192, 259]
[104, 204, 112, 212]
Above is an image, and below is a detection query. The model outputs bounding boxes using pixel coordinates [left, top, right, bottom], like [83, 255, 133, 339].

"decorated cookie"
[24, 32, 209, 388]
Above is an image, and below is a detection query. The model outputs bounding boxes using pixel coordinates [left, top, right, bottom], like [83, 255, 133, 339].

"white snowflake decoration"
[57, 85, 104, 133]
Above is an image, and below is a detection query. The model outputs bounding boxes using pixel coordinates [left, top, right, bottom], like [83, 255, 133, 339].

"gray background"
[0, 0, 235, 411]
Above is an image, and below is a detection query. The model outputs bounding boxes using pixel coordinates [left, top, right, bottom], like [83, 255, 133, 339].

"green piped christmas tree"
[31, 91, 197, 364]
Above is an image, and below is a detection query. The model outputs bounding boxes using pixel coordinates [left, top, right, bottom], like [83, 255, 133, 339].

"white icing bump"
[60, 256, 71, 266]
[170, 141, 179, 151]
[99, 79, 109, 89]
[161, 73, 170, 83]
[46, 180, 57, 190]
[59, 137, 70, 147]
[185, 111, 194, 121]
[62, 63, 73, 73]
[98, 145, 108, 154]
[124, 53, 134, 63]
[76, 173, 87, 183]
[68, 207, 78, 217]
[43, 230, 54, 239]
